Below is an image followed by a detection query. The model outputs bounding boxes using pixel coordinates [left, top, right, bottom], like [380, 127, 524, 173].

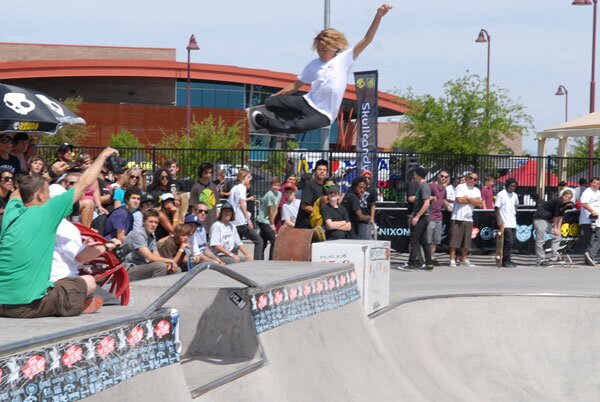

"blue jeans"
[262, 95, 330, 134]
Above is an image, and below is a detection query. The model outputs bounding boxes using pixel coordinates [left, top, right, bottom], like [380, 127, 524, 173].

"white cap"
[161, 192, 175, 203]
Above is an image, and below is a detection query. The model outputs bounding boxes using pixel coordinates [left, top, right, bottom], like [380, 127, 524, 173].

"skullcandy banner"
[0, 83, 86, 134]
[0, 311, 180, 401]
[354, 71, 378, 182]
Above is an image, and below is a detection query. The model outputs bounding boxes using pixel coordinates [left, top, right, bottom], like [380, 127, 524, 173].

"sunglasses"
[160, 175, 169, 179]
[1, 177, 13, 182]
[440, 175, 449, 178]
[130, 176, 140, 179]
[194, 209, 208, 214]
[468, 176, 478, 180]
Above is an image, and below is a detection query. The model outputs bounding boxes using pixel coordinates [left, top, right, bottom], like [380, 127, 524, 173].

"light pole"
[324, 0, 330, 28]
[573, 0, 597, 179]
[555, 85, 569, 122]
[475, 29, 491, 93]
[186, 34, 200, 135]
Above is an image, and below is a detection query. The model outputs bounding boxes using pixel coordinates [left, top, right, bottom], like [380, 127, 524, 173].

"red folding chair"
[73, 223, 131, 306]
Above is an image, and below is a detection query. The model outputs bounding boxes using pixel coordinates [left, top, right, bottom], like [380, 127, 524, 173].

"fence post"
[241, 148, 245, 168]
[151, 147, 157, 170]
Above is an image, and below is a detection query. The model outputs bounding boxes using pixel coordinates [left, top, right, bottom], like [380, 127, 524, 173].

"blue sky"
[3, 0, 597, 154]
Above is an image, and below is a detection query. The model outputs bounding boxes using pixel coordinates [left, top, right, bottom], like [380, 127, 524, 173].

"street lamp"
[572, 0, 597, 179]
[186, 34, 200, 135]
[555, 85, 569, 122]
[475, 29, 491, 93]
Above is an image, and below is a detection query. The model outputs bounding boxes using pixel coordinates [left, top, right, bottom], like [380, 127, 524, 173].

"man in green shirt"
[0, 147, 118, 318]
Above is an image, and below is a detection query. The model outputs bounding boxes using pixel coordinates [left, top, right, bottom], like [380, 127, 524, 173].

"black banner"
[375, 208, 583, 255]
[354, 70, 378, 182]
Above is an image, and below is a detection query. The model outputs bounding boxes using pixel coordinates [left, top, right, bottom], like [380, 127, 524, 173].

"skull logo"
[36, 94, 64, 116]
[4, 93, 35, 115]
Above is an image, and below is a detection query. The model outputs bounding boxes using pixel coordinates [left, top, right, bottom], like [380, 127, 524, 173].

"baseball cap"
[161, 193, 175, 203]
[220, 202, 234, 211]
[326, 185, 340, 194]
[141, 193, 155, 204]
[184, 214, 201, 225]
[282, 182, 297, 192]
[361, 170, 373, 177]
[57, 142, 73, 153]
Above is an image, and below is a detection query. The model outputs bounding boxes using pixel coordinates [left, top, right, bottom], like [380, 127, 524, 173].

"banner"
[354, 70, 378, 181]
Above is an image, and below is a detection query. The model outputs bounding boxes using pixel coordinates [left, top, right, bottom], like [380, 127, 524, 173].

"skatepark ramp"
[2, 261, 600, 401]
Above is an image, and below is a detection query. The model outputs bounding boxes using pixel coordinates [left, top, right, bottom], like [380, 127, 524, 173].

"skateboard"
[246, 105, 276, 132]
[495, 225, 504, 268]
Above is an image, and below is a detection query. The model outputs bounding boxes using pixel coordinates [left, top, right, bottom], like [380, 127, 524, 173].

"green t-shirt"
[257, 190, 282, 224]
[0, 188, 74, 304]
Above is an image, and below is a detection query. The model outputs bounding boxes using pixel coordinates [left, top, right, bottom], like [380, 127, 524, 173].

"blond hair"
[312, 28, 349, 52]
[235, 168, 251, 184]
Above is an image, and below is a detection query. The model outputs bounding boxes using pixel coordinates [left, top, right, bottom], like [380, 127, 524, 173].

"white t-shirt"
[451, 183, 481, 222]
[281, 199, 301, 225]
[51, 219, 85, 282]
[299, 47, 355, 122]
[228, 183, 248, 226]
[210, 221, 242, 254]
[191, 225, 207, 256]
[494, 189, 518, 228]
[579, 187, 600, 224]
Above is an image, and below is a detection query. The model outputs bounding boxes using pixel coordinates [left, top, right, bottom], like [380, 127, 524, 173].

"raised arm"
[353, 4, 392, 59]
[74, 148, 117, 202]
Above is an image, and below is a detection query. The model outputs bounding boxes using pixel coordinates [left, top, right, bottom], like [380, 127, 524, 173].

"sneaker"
[449, 259, 457, 267]
[584, 252, 596, 266]
[82, 296, 104, 314]
[502, 261, 518, 268]
[461, 259, 475, 267]
[251, 110, 266, 128]
[536, 260, 554, 267]
[432, 258, 440, 266]
[422, 264, 434, 270]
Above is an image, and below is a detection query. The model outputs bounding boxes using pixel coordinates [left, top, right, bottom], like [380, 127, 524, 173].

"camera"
[107, 155, 124, 174]
[111, 243, 135, 262]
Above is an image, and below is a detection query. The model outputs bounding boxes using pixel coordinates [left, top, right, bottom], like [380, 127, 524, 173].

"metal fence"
[36, 146, 599, 202]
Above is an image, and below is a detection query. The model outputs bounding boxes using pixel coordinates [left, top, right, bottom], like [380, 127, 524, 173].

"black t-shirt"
[295, 179, 324, 229]
[0, 192, 10, 227]
[533, 198, 565, 221]
[321, 203, 351, 240]
[343, 192, 367, 237]
[406, 180, 419, 214]
[0, 154, 21, 175]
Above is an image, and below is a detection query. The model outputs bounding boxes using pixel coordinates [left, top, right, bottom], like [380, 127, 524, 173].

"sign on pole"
[354, 70, 378, 181]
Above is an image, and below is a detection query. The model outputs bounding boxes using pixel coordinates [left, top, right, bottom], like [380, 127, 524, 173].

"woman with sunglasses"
[147, 168, 172, 204]
[113, 166, 146, 209]
[0, 167, 14, 226]
[75, 153, 109, 226]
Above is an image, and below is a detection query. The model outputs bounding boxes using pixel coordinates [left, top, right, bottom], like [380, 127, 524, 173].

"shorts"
[449, 220, 473, 250]
[0, 277, 87, 318]
[427, 220, 442, 245]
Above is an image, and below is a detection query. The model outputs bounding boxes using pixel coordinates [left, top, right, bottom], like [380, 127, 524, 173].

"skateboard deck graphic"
[495, 225, 504, 268]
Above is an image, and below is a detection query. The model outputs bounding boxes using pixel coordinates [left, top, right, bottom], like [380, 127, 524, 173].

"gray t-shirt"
[413, 181, 432, 217]
[124, 228, 157, 265]
[257, 190, 282, 224]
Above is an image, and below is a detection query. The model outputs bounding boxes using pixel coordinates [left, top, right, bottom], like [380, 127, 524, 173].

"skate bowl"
[202, 294, 600, 402]
[2, 261, 600, 401]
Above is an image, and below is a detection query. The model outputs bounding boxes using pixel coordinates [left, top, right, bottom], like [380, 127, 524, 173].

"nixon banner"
[354, 70, 378, 181]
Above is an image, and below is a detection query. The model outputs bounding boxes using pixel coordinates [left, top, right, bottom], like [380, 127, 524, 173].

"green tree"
[156, 115, 245, 177]
[109, 130, 145, 161]
[392, 73, 533, 155]
[263, 139, 298, 177]
[566, 137, 600, 177]
[38, 97, 91, 146]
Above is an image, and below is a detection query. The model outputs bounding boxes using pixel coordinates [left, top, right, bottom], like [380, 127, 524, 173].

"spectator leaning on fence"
[190, 162, 219, 231]
[579, 177, 600, 266]
[449, 172, 483, 268]
[533, 189, 573, 267]
[257, 177, 282, 260]
[0, 147, 117, 318]
[495, 178, 519, 268]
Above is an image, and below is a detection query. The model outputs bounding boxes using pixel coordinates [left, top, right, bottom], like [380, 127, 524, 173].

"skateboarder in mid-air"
[251, 4, 392, 134]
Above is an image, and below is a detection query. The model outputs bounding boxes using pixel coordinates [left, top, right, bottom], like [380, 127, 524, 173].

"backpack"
[309, 197, 323, 228]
